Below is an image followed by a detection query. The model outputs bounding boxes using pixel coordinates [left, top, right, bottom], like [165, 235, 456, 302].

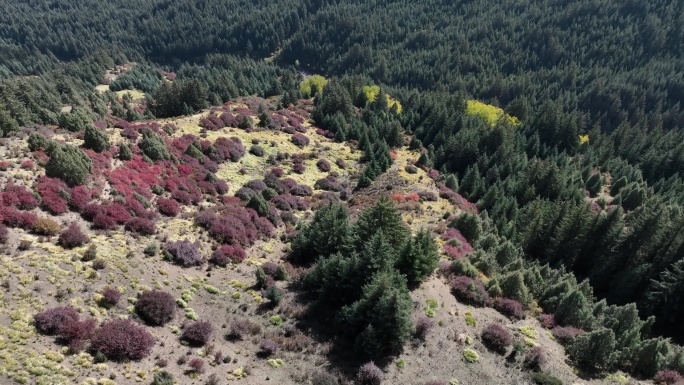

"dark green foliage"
[185, 142, 204, 161]
[568, 328, 616, 371]
[0, 108, 19, 137]
[264, 285, 283, 305]
[445, 174, 459, 191]
[58, 108, 91, 132]
[150, 80, 208, 118]
[28, 133, 54, 152]
[554, 290, 594, 330]
[499, 271, 531, 306]
[531, 373, 563, 385]
[290, 203, 353, 264]
[450, 214, 482, 243]
[450, 259, 479, 279]
[247, 194, 269, 217]
[45, 145, 92, 186]
[585, 173, 602, 197]
[151, 370, 175, 385]
[396, 229, 440, 284]
[139, 129, 171, 161]
[118, 143, 133, 160]
[354, 197, 409, 250]
[632, 338, 670, 377]
[338, 269, 413, 358]
[83, 125, 110, 152]
[109, 64, 161, 94]
[255, 267, 268, 289]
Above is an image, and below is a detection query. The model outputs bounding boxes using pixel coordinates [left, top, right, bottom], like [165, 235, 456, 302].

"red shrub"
[157, 198, 180, 216]
[90, 319, 155, 361]
[415, 316, 434, 340]
[35, 178, 70, 214]
[0, 161, 10, 171]
[125, 217, 156, 235]
[58, 222, 89, 248]
[0, 224, 8, 244]
[59, 318, 97, 352]
[171, 189, 193, 205]
[228, 320, 251, 340]
[3, 184, 39, 210]
[93, 212, 117, 230]
[551, 326, 584, 344]
[270, 167, 284, 177]
[272, 194, 310, 211]
[135, 290, 176, 326]
[69, 186, 92, 212]
[104, 204, 131, 224]
[451, 276, 489, 306]
[290, 184, 313, 196]
[258, 339, 279, 357]
[21, 159, 35, 170]
[539, 314, 556, 329]
[314, 176, 344, 192]
[34, 307, 80, 334]
[182, 321, 213, 346]
[0, 206, 38, 229]
[291, 133, 309, 148]
[210, 245, 246, 266]
[358, 362, 384, 385]
[292, 162, 306, 174]
[494, 298, 524, 320]
[188, 358, 206, 374]
[654, 370, 683, 385]
[100, 287, 121, 308]
[165, 240, 203, 267]
[481, 323, 512, 354]
[316, 159, 331, 172]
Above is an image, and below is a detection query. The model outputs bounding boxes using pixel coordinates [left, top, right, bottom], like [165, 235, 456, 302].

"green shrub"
[45, 145, 92, 186]
[151, 370, 175, 385]
[83, 124, 110, 152]
[531, 373, 563, 385]
[139, 129, 171, 161]
[462, 348, 479, 363]
[264, 286, 283, 305]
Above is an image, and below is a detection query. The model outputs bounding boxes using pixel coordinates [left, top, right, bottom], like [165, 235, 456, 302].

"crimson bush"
[90, 319, 155, 361]
[34, 307, 79, 334]
[494, 298, 524, 320]
[209, 245, 246, 267]
[451, 276, 489, 306]
[316, 159, 331, 172]
[135, 290, 176, 326]
[165, 240, 203, 267]
[125, 217, 156, 235]
[58, 222, 89, 248]
[539, 314, 556, 329]
[182, 321, 213, 346]
[291, 133, 309, 148]
[59, 318, 97, 352]
[158, 198, 180, 216]
[358, 362, 384, 385]
[100, 287, 121, 308]
[481, 323, 512, 354]
[654, 370, 683, 385]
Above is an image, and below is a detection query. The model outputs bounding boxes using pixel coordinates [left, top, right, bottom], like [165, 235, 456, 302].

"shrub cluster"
[481, 323, 512, 354]
[194, 203, 274, 247]
[135, 290, 176, 326]
[524, 346, 547, 371]
[539, 314, 556, 329]
[314, 175, 344, 192]
[34, 307, 80, 334]
[291, 133, 309, 148]
[654, 370, 683, 385]
[90, 319, 155, 361]
[272, 194, 310, 211]
[316, 159, 331, 172]
[258, 339, 279, 357]
[209, 245, 246, 266]
[0, 224, 8, 244]
[182, 321, 213, 346]
[451, 276, 489, 306]
[494, 298, 525, 320]
[32, 217, 61, 236]
[125, 217, 156, 235]
[157, 198, 180, 216]
[357, 362, 384, 385]
[58, 223, 89, 248]
[100, 287, 121, 308]
[165, 240, 203, 267]
[59, 318, 97, 352]
[414, 316, 434, 340]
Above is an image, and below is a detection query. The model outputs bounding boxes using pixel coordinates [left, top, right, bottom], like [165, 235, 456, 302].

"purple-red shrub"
[246, 179, 267, 192]
[551, 326, 584, 344]
[135, 290, 176, 326]
[415, 316, 434, 340]
[654, 370, 683, 385]
[171, 189, 193, 205]
[290, 184, 313, 197]
[125, 217, 156, 235]
[210, 245, 246, 266]
[35, 177, 70, 215]
[58, 222, 89, 248]
[158, 198, 180, 216]
[292, 162, 306, 174]
[272, 195, 310, 211]
[0, 224, 8, 244]
[539, 314, 556, 329]
[314, 176, 344, 192]
[358, 362, 384, 385]
[182, 321, 213, 346]
[100, 287, 121, 308]
[215, 180, 229, 195]
[316, 159, 331, 172]
[481, 323, 512, 354]
[90, 319, 155, 361]
[451, 276, 489, 306]
[291, 133, 309, 148]
[270, 167, 284, 177]
[524, 346, 547, 371]
[196, 204, 273, 247]
[228, 320, 251, 340]
[494, 298, 524, 320]
[258, 339, 279, 357]
[188, 358, 205, 374]
[59, 318, 97, 352]
[3, 184, 39, 210]
[280, 178, 297, 193]
[34, 307, 80, 334]
[336, 158, 347, 169]
[0, 206, 37, 229]
[165, 240, 203, 267]
[69, 186, 92, 212]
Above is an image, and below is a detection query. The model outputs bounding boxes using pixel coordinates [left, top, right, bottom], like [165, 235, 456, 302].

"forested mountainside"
[1, 0, 684, 384]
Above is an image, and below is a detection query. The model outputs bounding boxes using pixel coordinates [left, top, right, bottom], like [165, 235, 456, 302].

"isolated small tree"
[139, 129, 171, 161]
[83, 124, 110, 152]
[45, 145, 92, 186]
[118, 143, 133, 160]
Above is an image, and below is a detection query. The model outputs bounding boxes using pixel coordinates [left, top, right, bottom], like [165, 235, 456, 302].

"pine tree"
[554, 289, 594, 329]
[354, 197, 410, 251]
[119, 143, 133, 160]
[290, 203, 353, 264]
[139, 129, 171, 161]
[396, 229, 440, 284]
[83, 124, 110, 153]
[568, 328, 617, 371]
[499, 271, 531, 305]
[247, 194, 269, 217]
[45, 145, 92, 186]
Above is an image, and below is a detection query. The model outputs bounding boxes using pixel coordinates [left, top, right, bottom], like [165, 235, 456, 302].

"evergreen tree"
[396, 229, 439, 284]
[139, 129, 171, 161]
[45, 145, 92, 186]
[568, 328, 617, 371]
[354, 197, 410, 251]
[290, 203, 353, 264]
[83, 124, 110, 153]
[118, 143, 133, 160]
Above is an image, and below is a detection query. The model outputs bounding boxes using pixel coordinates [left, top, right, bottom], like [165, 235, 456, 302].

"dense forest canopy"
[2, 0, 684, 380]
